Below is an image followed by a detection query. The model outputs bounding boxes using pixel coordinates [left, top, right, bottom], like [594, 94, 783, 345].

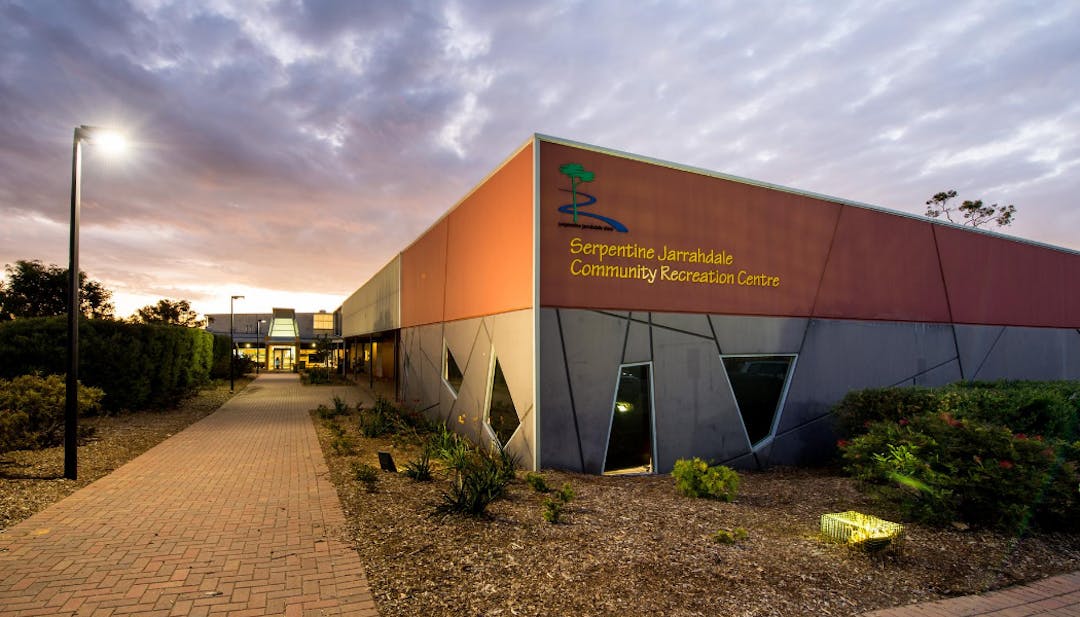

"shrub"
[0, 374, 104, 453]
[556, 482, 575, 503]
[435, 445, 515, 517]
[672, 458, 740, 501]
[303, 367, 331, 384]
[711, 527, 748, 544]
[542, 497, 564, 523]
[840, 410, 1080, 532]
[403, 451, 433, 481]
[0, 317, 215, 412]
[352, 462, 379, 492]
[525, 472, 550, 493]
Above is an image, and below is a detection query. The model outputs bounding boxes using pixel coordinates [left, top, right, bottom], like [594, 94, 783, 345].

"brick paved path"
[862, 571, 1080, 617]
[0, 373, 378, 617]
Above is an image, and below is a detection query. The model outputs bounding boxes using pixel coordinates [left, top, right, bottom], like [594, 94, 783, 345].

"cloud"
[1, 0, 1078, 317]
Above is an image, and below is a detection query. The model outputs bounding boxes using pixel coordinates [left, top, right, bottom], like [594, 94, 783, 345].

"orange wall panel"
[401, 142, 534, 327]
[813, 206, 951, 322]
[400, 218, 448, 327]
[443, 143, 534, 322]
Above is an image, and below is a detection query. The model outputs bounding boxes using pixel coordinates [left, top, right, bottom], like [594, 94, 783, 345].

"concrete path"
[0, 373, 378, 617]
[862, 572, 1080, 617]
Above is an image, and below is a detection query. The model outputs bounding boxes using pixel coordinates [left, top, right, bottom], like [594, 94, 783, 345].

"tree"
[132, 299, 203, 327]
[924, 190, 1016, 228]
[0, 260, 114, 321]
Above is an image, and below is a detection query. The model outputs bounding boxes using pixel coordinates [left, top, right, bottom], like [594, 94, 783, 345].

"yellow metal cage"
[821, 511, 904, 551]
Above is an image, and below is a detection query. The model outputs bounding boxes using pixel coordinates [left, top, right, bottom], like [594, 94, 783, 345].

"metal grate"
[821, 511, 904, 551]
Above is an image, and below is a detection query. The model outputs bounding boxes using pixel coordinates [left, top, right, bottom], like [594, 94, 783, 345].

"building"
[339, 134, 1080, 474]
[206, 308, 339, 371]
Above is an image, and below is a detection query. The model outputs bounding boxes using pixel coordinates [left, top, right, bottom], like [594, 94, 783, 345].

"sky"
[1, 0, 1078, 318]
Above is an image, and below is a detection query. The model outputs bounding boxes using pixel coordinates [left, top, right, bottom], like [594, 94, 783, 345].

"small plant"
[525, 472, 550, 493]
[542, 481, 575, 524]
[542, 497, 564, 523]
[359, 397, 398, 437]
[672, 458, 740, 501]
[352, 462, 379, 492]
[711, 527, 749, 544]
[332, 395, 350, 415]
[435, 446, 514, 517]
[403, 451, 433, 481]
[331, 434, 355, 455]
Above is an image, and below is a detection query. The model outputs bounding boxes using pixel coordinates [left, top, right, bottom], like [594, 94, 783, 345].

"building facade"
[206, 309, 339, 371]
[340, 134, 1080, 474]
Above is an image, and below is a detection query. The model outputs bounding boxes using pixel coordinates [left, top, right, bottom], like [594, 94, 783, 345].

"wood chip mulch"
[312, 407, 1080, 617]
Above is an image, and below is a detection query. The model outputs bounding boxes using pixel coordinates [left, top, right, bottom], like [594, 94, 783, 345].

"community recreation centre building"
[337, 134, 1080, 475]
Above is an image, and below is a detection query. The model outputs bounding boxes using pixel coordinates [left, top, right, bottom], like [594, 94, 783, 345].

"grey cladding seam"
[971, 326, 1007, 382]
[593, 309, 713, 342]
[887, 357, 959, 388]
[706, 314, 724, 355]
[555, 309, 587, 471]
[930, 224, 966, 380]
[620, 311, 632, 364]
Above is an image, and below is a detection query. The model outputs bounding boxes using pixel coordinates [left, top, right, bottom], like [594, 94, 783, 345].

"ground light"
[66, 125, 128, 480]
[820, 511, 904, 552]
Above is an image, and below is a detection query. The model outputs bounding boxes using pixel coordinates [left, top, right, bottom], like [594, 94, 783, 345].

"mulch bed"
[312, 405, 1080, 617]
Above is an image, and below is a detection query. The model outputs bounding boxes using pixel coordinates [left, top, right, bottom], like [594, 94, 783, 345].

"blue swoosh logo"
[557, 189, 628, 232]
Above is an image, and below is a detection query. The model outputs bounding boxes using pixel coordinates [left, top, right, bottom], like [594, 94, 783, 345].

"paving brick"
[861, 571, 1080, 616]
[0, 374, 379, 617]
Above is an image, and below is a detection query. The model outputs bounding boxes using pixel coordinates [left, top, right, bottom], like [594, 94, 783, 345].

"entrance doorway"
[603, 363, 655, 475]
[271, 346, 294, 371]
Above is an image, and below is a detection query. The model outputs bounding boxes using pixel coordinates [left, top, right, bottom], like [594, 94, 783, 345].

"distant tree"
[132, 299, 204, 327]
[924, 189, 1016, 228]
[0, 260, 114, 321]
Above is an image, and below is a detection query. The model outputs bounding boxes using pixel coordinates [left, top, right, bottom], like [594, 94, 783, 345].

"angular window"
[604, 363, 654, 475]
[486, 358, 519, 447]
[722, 355, 795, 446]
[443, 343, 464, 395]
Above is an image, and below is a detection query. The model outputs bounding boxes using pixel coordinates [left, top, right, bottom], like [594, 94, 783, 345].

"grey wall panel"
[912, 358, 963, 387]
[417, 324, 445, 415]
[538, 308, 582, 470]
[953, 325, 1005, 381]
[768, 416, 836, 466]
[780, 320, 957, 435]
[447, 318, 492, 444]
[709, 315, 808, 354]
[492, 309, 536, 468]
[558, 309, 627, 474]
[341, 255, 401, 336]
[444, 317, 483, 380]
[623, 320, 652, 364]
[971, 326, 1080, 381]
[651, 313, 716, 339]
[651, 327, 749, 473]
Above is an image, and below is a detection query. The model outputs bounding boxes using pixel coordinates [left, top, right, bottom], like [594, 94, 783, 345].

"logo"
[558, 163, 628, 232]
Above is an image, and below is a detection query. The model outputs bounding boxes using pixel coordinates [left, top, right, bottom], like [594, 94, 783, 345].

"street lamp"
[66, 125, 127, 480]
[230, 295, 244, 392]
[256, 318, 266, 375]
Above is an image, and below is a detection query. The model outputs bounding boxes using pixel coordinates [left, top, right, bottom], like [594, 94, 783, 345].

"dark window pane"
[445, 345, 464, 393]
[487, 359, 519, 446]
[722, 355, 793, 445]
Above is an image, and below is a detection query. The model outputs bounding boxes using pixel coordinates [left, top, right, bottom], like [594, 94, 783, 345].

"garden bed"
[312, 404, 1080, 617]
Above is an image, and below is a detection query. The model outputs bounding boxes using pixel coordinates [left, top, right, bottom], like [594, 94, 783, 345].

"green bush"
[351, 462, 379, 492]
[403, 451, 433, 481]
[834, 381, 1080, 442]
[839, 406, 1080, 532]
[303, 367, 331, 384]
[525, 472, 550, 493]
[711, 527, 748, 544]
[672, 458, 740, 501]
[0, 317, 214, 412]
[0, 374, 104, 452]
[435, 443, 516, 517]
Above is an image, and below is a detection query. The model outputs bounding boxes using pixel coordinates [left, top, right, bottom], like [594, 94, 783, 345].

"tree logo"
[557, 163, 628, 232]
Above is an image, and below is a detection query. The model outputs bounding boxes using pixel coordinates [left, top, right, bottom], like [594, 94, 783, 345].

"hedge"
[0, 373, 104, 453]
[0, 317, 215, 412]
[835, 381, 1080, 533]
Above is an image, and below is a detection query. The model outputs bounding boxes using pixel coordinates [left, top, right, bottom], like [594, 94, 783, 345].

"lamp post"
[256, 318, 266, 375]
[230, 295, 244, 392]
[66, 125, 126, 481]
